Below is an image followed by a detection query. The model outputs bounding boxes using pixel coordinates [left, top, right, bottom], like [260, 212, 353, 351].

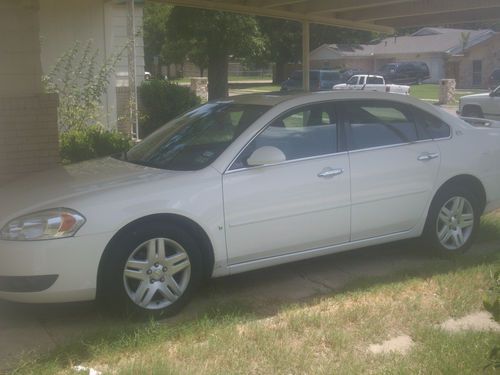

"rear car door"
[344, 100, 441, 241]
[223, 102, 351, 265]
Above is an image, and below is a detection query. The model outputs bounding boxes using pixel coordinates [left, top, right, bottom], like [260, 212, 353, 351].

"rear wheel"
[99, 223, 203, 318]
[423, 187, 480, 257]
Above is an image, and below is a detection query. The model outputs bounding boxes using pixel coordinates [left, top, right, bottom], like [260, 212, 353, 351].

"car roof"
[224, 91, 425, 108]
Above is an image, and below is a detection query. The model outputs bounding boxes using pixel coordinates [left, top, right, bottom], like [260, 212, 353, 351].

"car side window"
[345, 102, 419, 151]
[367, 76, 384, 84]
[359, 76, 366, 85]
[230, 103, 338, 170]
[415, 110, 451, 140]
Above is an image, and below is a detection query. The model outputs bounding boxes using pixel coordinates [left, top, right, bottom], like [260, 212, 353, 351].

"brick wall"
[0, 94, 60, 186]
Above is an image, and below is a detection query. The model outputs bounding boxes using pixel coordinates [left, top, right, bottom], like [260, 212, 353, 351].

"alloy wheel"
[436, 196, 474, 250]
[123, 238, 191, 310]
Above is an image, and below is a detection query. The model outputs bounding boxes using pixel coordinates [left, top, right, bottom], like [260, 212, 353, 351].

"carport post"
[302, 20, 310, 92]
[127, 0, 139, 140]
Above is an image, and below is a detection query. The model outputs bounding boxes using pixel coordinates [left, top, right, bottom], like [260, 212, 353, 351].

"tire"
[98, 222, 203, 318]
[462, 106, 483, 118]
[423, 186, 481, 257]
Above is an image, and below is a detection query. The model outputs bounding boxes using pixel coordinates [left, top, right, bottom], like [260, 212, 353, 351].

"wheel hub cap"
[123, 238, 191, 310]
[436, 196, 474, 250]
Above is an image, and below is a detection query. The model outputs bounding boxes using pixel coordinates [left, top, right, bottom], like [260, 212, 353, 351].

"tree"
[256, 17, 377, 84]
[143, 3, 172, 77]
[166, 7, 264, 100]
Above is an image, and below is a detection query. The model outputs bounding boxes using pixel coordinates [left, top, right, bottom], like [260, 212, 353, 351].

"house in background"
[39, 0, 145, 133]
[311, 27, 500, 88]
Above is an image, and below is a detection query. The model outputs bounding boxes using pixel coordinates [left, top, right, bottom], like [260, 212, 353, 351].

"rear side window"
[367, 76, 384, 84]
[416, 110, 451, 140]
[345, 102, 418, 151]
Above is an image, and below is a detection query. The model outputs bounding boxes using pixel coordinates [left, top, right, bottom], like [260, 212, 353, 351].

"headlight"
[0, 208, 86, 241]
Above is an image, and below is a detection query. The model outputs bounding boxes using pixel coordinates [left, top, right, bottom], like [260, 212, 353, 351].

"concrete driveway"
[1, 240, 498, 372]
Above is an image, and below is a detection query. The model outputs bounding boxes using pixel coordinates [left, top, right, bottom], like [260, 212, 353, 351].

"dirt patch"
[439, 311, 500, 333]
[368, 335, 414, 355]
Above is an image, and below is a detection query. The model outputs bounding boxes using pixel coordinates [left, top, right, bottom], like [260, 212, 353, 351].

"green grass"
[410, 84, 488, 102]
[9, 213, 500, 375]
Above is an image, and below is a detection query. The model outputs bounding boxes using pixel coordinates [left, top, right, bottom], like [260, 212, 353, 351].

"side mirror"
[247, 146, 286, 167]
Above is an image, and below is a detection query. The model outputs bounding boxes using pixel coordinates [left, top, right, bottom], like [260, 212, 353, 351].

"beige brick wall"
[455, 34, 500, 89]
[0, 94, 60, 186]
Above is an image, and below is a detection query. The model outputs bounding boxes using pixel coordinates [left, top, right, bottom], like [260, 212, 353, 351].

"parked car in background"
[378, 61, 430, 85]
[1, 91, 500, 317]
[488, 69, 500, 90]
[458, 85, 500, 120]
[333, 74, 410, 95]
[281, 70, 343, 91]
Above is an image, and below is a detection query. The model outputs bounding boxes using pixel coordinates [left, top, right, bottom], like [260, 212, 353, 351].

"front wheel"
[99, 223, 203, 318]
[423, 187, 481, 257]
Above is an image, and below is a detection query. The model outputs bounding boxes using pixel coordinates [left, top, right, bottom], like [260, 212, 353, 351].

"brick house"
[310, 27, 500, 88]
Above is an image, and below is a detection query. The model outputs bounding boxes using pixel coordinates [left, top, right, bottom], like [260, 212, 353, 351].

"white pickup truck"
[333, 74, 410, 95]
[458, 85, 500, 120]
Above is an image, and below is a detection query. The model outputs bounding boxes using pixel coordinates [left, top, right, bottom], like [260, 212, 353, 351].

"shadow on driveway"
[1, 239, 498, 371]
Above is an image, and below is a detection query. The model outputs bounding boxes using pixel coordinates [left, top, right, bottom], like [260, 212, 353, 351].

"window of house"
[473, 60, 482, 86]
[345, 102, 418, 151]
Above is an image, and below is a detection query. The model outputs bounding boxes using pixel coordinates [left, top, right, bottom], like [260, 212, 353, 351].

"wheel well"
[462, 104, 483, 116]
[96, 214, 215, 296]
[433, 175, 487, 213]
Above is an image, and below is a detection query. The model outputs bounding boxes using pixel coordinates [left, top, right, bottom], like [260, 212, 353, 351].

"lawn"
[410, 84, 488, 102]
[10, 213, 500, 375]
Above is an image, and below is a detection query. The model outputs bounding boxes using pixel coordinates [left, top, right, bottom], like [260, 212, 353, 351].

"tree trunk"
[208, 51, 229, 100]
[274, 61, 287, 85]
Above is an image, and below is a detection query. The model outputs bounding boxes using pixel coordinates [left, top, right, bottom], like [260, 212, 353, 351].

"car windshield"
[123, 102, 270, 171]
[379, 64, 396, 72]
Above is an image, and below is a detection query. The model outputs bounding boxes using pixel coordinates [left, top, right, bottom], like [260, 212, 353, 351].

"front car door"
[223, 102, 351, 265]
[344, 100, 442, 241]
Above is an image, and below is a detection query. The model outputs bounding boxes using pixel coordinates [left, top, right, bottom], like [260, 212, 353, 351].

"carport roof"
[156, 0, 500, 33]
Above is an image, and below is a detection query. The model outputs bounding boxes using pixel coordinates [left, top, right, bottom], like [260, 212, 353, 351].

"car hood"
[0, 157, 175, 223]
[461, 93, 490, 100]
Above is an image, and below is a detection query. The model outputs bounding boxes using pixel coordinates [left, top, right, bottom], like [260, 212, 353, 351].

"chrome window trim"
[225, 151, 348, 175]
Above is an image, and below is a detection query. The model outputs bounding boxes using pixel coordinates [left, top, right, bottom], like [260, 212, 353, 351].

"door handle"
[417, 152, 440, 162]
[318, 168, 344, 178]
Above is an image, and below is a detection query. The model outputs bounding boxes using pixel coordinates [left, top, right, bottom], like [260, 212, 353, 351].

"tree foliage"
[166, 7, 265, 100]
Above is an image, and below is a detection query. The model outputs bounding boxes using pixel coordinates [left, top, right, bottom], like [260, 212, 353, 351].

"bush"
[60, 126, 133, 164]
[139, 80, 200, 137]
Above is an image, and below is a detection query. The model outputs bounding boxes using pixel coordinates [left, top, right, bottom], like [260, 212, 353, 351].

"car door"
[344, 100, 441, 241]
[223, 102, 351, 265]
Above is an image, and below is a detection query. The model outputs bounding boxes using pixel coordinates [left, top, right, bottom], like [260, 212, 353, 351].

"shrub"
[60, 126, 133, 164]
[139, 79, 200, 137]
[43, 40, 123, 132]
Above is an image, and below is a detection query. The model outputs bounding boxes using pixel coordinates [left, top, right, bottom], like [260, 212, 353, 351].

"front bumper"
[0, 232, 112, 303]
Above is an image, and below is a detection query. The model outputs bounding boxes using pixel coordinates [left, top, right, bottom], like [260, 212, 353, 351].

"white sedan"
[1, 91, 499, 317]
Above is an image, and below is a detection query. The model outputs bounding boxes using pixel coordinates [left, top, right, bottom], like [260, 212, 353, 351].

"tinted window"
[125, 103, 269, 171]
[416, 110, 451, 140]
[231, 103, 337, 169]
[321, 72, 341, 81]
[359, 76, 366, 85]
[345, 102, 418, 151]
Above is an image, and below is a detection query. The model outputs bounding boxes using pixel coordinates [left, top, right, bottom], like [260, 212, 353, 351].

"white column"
[127, 0, 139, 138]
[302, 20, 310, 92]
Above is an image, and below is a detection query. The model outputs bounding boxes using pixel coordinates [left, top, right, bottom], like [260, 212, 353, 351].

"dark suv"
[489, 69, 500, 90]
[281, 70, 343, 91]
[378, 61, 430, 85]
